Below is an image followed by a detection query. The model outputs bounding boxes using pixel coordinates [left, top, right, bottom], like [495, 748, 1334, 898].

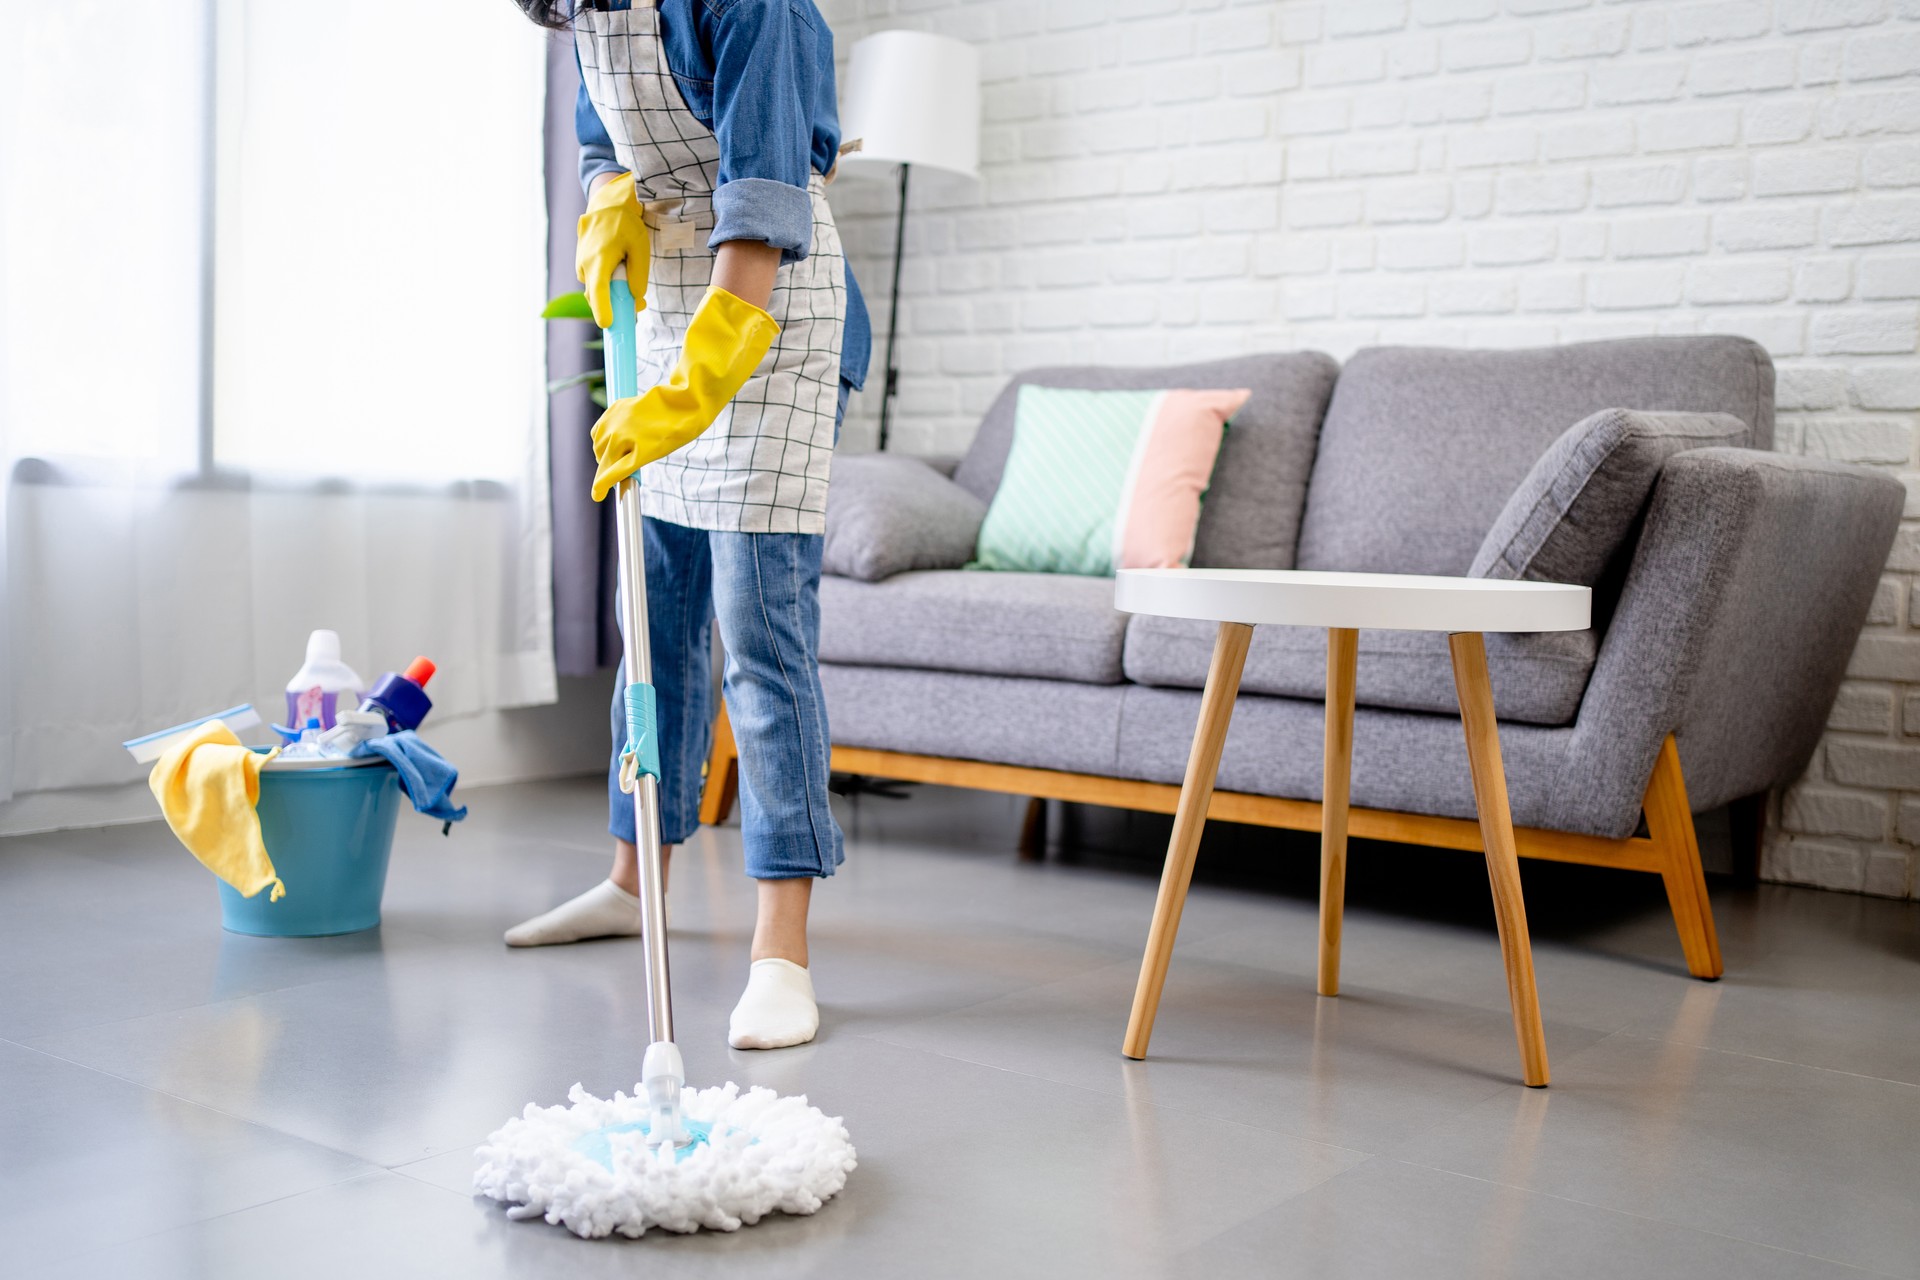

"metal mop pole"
[614, 483, 674, 1045]
[603, 269, 687, 1147]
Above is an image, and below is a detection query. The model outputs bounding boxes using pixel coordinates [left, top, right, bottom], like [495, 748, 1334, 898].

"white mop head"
[473, 1081, 856, 1238]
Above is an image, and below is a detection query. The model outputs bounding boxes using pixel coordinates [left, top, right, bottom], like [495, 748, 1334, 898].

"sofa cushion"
[820, 668, 1613, 837]
[1122, 614, 1599, 726]
[953, 352, 1340, 570]
[822, 664, 1129, 777]
[824, 455, 986, 582]
[820, 571, 1129, 683]
[972, 386, 1246, 575]
[1470, 409, 1750, 586]
[1295, 336, 1775, 577]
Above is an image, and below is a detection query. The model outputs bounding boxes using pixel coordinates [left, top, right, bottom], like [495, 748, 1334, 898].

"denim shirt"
[576, 0, 869, 390]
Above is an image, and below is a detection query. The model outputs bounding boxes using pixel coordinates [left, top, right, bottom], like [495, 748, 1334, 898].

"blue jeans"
[605, 381, 850, 879]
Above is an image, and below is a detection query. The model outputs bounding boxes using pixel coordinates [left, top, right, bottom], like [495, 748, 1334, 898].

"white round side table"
[1114, 568, 1593, 1089]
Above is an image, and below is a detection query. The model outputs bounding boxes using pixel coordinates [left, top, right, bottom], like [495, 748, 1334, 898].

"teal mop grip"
[623, 681, 660, 782]
[604, 276, 641, 401]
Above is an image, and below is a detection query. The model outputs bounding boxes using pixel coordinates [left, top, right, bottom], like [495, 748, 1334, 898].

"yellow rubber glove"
[590, 286, 781, 502]
[576, 171, 651, 329]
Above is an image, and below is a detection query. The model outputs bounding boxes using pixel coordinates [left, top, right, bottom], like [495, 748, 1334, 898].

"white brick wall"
[820, 0, 1920, 899]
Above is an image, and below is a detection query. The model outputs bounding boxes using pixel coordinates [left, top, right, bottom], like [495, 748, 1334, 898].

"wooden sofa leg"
[699, 701, 740, 827]
[1643, 734, 1723, 981]
[1727, 791, 1767, 887]
[1018, 797, 1047, 861]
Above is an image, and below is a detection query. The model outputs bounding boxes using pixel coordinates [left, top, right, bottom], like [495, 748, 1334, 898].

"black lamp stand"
[876, 161, 910, 453]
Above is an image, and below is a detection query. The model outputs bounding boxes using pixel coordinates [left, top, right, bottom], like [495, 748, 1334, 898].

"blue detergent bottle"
[358, 656, 436, 733]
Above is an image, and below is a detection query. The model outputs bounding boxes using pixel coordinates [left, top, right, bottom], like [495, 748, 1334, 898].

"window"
[210, 0, 546, 482]
[0, 1, 557, 805]
[2, 0, 207, 472]
[2, 0, 547, 485]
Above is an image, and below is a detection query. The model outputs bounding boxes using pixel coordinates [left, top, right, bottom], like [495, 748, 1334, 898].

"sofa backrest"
[953, 353, 1341, 571]
[1294, 335, 1775, 577]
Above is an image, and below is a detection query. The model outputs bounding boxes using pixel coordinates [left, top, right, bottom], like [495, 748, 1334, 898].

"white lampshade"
[837, 31, 980, 180]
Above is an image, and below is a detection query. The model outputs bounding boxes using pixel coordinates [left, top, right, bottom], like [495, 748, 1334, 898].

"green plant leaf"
[546, 370, 605, 395]
[585, 339, 604, 350]
[541, 291, 594, 320]
[590, 386, 608, 408]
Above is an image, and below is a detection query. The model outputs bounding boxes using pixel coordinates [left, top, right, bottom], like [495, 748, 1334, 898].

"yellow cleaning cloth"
[148, 722, 285, 901]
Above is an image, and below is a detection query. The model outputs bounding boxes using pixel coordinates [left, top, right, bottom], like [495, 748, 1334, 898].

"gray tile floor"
[4, 776, 1918, 1279]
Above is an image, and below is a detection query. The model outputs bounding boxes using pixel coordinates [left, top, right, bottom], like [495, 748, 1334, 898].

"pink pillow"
[1116, 388, 1251, 569]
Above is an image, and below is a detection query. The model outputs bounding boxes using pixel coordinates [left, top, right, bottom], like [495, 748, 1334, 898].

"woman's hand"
[576, 171, 651, 328]
[589, 285, 780, 501]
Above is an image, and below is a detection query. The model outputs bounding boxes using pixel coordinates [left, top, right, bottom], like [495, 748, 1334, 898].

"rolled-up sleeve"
[705, 0, 819, 261]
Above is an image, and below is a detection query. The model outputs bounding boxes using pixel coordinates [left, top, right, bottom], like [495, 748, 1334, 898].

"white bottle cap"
[306, 629, 341, 663]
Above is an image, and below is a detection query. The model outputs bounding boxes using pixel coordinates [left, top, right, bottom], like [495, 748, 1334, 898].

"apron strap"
[826, 138, 862, 186]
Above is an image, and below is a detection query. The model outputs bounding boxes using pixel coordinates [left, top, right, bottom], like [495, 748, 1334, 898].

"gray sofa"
[714, 336, 1902, 970]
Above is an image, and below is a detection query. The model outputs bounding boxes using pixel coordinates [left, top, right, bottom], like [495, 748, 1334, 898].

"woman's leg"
[506, 517, 715, 946]
[752, 878, 812, 966]
[708, 527, 842, 1047]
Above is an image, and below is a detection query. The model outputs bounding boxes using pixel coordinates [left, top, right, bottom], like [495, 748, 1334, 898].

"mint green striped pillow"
[971, 384, 1248, 575]
[971, 387, 1159, 575]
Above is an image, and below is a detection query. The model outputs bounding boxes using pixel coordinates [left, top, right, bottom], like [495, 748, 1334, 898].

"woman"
[507, 0, 870, 1053]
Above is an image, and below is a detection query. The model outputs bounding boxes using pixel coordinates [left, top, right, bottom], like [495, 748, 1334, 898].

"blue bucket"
[216, 756, 403, 937]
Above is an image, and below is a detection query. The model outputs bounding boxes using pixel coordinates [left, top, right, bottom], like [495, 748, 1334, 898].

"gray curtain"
[545, 35, 620, 675]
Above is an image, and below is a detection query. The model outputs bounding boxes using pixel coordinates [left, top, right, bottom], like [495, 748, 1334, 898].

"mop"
[474, 271, 855, 1238]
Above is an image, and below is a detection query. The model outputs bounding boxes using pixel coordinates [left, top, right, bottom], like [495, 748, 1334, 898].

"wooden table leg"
[1447, 632, 1550, 1088]
[1123, 621, 1254, 1060]
[1318, 628, 1358, 998]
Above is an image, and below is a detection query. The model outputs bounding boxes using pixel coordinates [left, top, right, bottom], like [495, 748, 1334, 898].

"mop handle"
[606, 270, 659, 788]
[604, 267, 675, 1050]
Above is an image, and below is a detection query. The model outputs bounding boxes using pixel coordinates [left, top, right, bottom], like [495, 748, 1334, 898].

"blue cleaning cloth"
[354, 731, 468, 824]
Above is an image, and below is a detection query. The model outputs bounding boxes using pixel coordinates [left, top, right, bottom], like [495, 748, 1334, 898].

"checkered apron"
[575, 2, 845, 534]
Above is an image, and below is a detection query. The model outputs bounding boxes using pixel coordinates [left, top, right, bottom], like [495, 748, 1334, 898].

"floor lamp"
[838, 31, 980, 452]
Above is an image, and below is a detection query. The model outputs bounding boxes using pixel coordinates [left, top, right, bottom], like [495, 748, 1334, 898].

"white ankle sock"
[504, 879, 643, 947]
[728, 958, 819, 1050]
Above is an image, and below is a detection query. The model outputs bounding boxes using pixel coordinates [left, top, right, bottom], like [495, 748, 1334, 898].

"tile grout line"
[1371, 1027, 1915, 1279]
[846, 946, 1614, 1154]
[1367, 1153, 1907, 1280]
[837, 1028, 1414, 1164]
[5, 905, 604, 1051]
[4, 1033, 389, 1271]
[1602, 1027, 1920, 1094]
[3, 1036, 385, 1171]
[48, 1169, 437, 1272]
[4, 939, 455, 1049]
[883, 912, 1920, 1097]
[382, 1163, 486, 1201]
[824, 1026, 1392, 1239]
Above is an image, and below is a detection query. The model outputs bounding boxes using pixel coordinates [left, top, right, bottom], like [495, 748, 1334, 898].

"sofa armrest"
[823, 454, 987, 582]
[1558, 448, 1902, 836]
[920, 454, 964, 478]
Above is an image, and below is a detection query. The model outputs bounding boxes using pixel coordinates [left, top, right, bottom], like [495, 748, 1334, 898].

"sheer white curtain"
[0, 0, 553, 807]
